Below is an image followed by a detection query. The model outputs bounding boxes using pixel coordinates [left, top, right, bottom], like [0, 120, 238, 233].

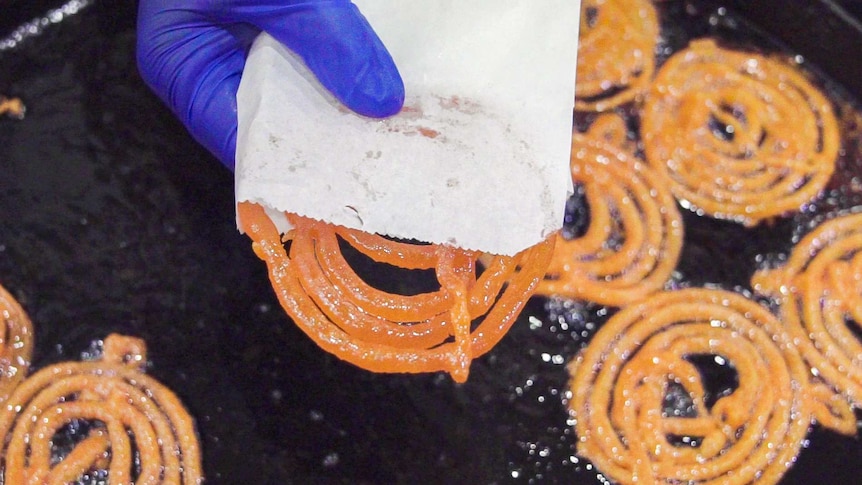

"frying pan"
[1, 1, 861, 483]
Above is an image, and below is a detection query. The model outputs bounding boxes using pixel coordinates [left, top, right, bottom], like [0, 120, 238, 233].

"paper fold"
[236, 1, 580, 256]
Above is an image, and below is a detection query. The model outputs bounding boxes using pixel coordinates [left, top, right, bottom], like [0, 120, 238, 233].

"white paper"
[236, 1, 580, 255]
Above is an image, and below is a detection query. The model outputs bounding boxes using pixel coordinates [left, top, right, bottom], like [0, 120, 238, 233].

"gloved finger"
[137, 6, 259, 168]
[225, 1, 404, 118]
[137, 0, 404, 169]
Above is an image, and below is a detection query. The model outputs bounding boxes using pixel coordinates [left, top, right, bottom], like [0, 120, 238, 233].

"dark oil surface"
[1, 1, 862, 483]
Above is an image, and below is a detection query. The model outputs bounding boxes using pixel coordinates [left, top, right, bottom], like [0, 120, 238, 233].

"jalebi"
[641, 39, 839, 226]
[0, 283, 33, 402]
[536, 118, 683, 306]
[0, 334, 203, 484]
[752, 212, 862, 434]
[568, 289, 814, 484]
[238, 202, 554, 383]
[575, 0, 659, 111]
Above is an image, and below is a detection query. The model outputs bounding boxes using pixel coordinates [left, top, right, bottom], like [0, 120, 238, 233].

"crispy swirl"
[568, 289, 811, 485]
[238, 202, 554, 383]
[536, 120, 683, 306]
[575, 0, 659, 111]
[0, 284, 33, 402]
[753, 212, 862, 434]
[0, 334, 203, 484]
[641, 39, 839, 225]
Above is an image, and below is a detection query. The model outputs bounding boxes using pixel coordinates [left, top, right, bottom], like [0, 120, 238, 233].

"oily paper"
[236, 1, 580, 255]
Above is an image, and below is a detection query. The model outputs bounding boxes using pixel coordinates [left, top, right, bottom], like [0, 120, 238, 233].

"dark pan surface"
[1, 1, 861, 483]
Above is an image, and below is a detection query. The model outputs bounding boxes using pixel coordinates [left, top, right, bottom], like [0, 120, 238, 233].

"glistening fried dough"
[575, 0, 659, 111]
[238, 202, 554, 383]
[567, 289, 812, 485]
[0, 283, 33, 402]
[0, 334, 202, 484]
[536, 119, 683, 306]
[641, 39, 839, 226]
[753, 212, 862, 434]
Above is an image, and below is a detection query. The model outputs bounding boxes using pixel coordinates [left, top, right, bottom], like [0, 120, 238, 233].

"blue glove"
[137, 0, 405, 170]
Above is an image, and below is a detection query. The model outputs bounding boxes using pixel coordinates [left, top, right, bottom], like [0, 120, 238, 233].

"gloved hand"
[137, 0, 404, 170]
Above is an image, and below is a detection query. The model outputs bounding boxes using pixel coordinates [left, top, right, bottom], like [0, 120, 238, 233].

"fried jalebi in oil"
[535, 121, 683, 306]
[237, 202, 554, 383]
[753, 212, 862, 433]
[567, 289, 812, 485]
[0, 334, 203, 484]
[575, 0, 659, 112]
[641, 39, 839, 226]
[0, 283, 33, 402]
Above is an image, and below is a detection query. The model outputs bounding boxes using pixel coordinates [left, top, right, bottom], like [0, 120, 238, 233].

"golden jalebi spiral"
[752, 212, 862, 433]
[535, 121, 683, 306]
[575, 0, 659, 112]
[641, 39, 839, 226]
[238, 202, 554, 383]
[0, 283, 33, 402]
[0, 334, 203, 484]
[567, 289, 813, 485]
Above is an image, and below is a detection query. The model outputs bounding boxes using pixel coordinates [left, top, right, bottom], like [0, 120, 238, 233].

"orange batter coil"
[582, 112, 637, 152]
[752, 212, 862, 434]
[0, 334, 203, 484]
[237, 202, 555, 383]
[535, 122, 683, 306]
[641, 39, 839, 226]
[0, 284, 33, 402]
[575, 0, 659, 112]
[567, 289, 814, 485]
